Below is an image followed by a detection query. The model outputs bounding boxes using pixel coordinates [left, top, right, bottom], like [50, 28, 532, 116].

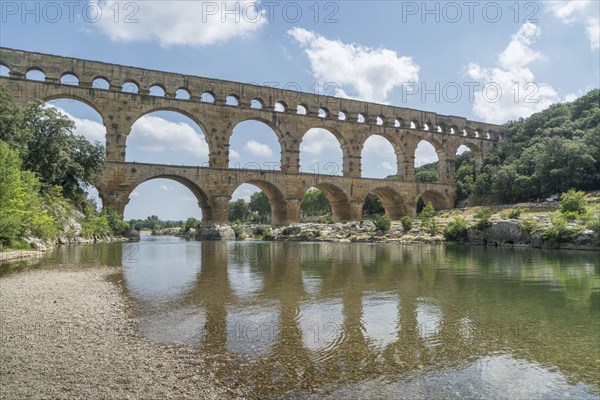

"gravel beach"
[0, 266, 243, 399]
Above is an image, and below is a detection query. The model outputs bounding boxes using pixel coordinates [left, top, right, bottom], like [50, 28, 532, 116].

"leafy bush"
[104, 208, 130, 236]
[374, 214, 391, 233]
[559, 189, 588, 215]
[253, 226, 266, 236]
[232, 225, 245, 240]
[261, 228, 273, 241]
[443, 217, 468, 242]
[474, 208, 493, 230]
[500, 208, 522, 219]
[519, 218, 538, 234]
[400, 216, 413, 232]
[428, 218, 440, 235]
[317, 216, 334, 224]
[542, 215, 572, 243]
[81, 209, 110, 238]
[561, 211, 580, 221]
[419, 202, 435, 222]
[184, 217, 200, 232]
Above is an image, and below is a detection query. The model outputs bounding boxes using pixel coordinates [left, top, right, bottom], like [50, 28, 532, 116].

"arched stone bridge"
[0, 47, 505, 225]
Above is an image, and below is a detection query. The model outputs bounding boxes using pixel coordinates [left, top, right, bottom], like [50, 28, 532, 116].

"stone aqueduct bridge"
[0, 47, 504, 225]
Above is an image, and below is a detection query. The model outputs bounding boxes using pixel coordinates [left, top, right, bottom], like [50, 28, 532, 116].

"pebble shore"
[0, 266, 245, 399]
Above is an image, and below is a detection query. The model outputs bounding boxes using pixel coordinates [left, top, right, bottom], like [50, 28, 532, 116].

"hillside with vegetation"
[475, 89, 599, 203]
[0, 87, 128, 251]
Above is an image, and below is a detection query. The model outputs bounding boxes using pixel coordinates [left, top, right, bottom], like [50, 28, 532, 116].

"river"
[2, 236, 599, 399]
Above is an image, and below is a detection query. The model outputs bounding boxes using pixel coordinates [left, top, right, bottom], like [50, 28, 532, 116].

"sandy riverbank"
[0, 266, 245, 399]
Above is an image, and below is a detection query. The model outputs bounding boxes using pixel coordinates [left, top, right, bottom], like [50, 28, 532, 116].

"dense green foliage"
[0, 142, 58, 245]
[418, 202, 438, 234]
[400, 216, 413, 232]
[128, 216, 187, 231]
[228, 199, 252, 222]
[301, 188, 331, 216]
[374, 214, 391, 233]
[475, 90, 600, 202]
[443, 217, 469, 242]
[0, 88, 105, 206]
[363, 193, 384, 216]
[473, 208, 493, 230]
[414, 162, 438, 183]
[249, 191, 271, 222]
[415, 151, 476, 202]
[559, 189, 588, 215]
[0, 87, 131, 247]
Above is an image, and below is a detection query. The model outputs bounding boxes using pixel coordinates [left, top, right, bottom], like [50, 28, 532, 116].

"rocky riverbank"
[201, 199, 599, 251]
[0, 266, 243, 399]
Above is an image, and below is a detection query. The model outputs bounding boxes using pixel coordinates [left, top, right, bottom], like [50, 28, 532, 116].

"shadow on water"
[3, 237, 599, 398]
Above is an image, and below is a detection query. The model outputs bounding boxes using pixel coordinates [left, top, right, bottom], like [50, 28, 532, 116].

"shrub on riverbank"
[443, 217, 469, 242]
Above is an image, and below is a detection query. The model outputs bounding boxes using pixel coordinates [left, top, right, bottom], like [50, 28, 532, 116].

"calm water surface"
[4, 236, 600, 399]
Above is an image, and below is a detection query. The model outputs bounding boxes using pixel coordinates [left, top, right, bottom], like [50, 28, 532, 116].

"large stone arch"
[417, 189, 450, 211]
[309, 182, 352, 222]
[100, 174, 212, 221]
[229, 180, 288, 226]
[41, 93, 107, 125]
[369, 186, 411, 220]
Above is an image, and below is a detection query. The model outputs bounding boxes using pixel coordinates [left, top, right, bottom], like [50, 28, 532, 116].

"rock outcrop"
[197, 223, 235, 241]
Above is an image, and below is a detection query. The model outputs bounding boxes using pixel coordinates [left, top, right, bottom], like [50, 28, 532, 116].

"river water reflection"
[6, 236, 600, 398]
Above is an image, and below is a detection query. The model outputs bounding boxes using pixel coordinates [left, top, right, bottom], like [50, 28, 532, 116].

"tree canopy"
[475, 89, 599, 203]
[0, 87, 105, 205]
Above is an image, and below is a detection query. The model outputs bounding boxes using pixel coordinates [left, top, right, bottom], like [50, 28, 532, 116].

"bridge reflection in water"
[115, 238, 599, 398]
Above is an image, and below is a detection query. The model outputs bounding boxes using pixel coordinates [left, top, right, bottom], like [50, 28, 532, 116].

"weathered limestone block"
[197, 222, 235, 241]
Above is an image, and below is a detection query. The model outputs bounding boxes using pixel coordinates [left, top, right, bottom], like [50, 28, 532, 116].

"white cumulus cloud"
[288, 28, 419, 103]
[546, 0, 600, 50]
[128, 115, 209, 158]
[467, 23, 559, 124]
[300, 129, 343, 154]
[244, 140, 273, 157]
[48, 106, 106, 143]
[378, 161, 395, 171]
[91, 0, 266, 47]
[362, 135, 396, 156]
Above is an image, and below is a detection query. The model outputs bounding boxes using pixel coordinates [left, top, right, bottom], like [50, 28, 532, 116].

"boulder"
[197, 222, 235, 241]
[127, 230, 141, 242]
[468, 221, 525, 246]
[185, 228, 197, 238]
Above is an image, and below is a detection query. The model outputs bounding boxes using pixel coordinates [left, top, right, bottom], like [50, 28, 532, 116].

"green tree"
[184, 217, 201, 232]
[374, 214, 391, 233]
[0, 141, 27, 245]
[363, 193, 384, 216]
[145, 215, 162, 230]
[474, 90, 600, 202]
[559, 189, 588, 215]
[249, 191, 271, 221]
[0, 87, 105, 206]
[228, 199, 251, 222]
[301, 188, 331, 216]
[415, 162, 438, 183]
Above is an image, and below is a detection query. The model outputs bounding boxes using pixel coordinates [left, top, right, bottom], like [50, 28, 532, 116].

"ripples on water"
[4, 237, 599, 398]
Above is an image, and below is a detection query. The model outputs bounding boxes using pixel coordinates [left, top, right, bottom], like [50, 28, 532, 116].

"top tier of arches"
[0, 47, 504, 141]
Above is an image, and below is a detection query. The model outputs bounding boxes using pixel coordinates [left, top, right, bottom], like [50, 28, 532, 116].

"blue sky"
[1, 1, 598, 220]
